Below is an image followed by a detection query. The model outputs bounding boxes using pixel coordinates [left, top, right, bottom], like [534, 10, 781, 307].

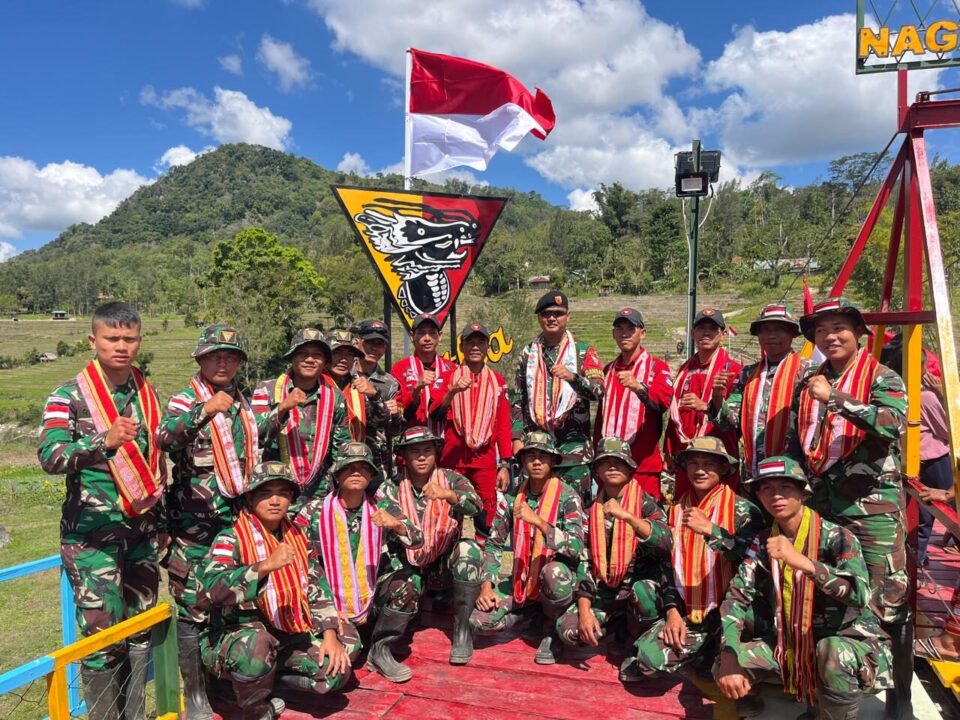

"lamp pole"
[686, 139, 701, 360]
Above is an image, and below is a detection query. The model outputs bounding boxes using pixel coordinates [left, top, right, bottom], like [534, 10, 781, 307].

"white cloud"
[155, 145, 215, 172]
[336, 151, 487, 186]
[218, 54, 243, 75]
[141, 85, 293, 150]
[336, 152, 371, 175]
[257, 35, 311, 91]
[0, 241, 18, 262]
[567, 188, 599, 212]
[0, 157, 147, 238]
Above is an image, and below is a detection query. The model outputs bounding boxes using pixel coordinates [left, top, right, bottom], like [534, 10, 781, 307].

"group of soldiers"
[39, 289, 919, 720]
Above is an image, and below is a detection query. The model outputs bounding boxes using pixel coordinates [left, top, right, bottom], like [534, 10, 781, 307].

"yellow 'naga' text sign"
[858, 21, 960, 59]
[441, 327, 514, 364]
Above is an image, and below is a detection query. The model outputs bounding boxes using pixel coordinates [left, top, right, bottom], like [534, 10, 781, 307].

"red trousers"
[455, 465, 498, 532]
[633, 472, 661, 501]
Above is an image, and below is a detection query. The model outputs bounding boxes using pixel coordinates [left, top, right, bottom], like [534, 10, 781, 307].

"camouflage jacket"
[575, 490, 671, 602]
[720, 516, 886, 654]
[198, 523, 340, 636]
[39, 376, 166, 542]
[791, 363, 906, 517]
[481, 479, 585, 585]
[329, 374, 396, 484]
[357, 364, 403, 478]
[512, 337, 605, 462]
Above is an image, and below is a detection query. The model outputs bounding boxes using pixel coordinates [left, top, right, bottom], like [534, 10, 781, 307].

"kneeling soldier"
[557, 438, 671, 665]
[715, 457, 892, 720]
[370, 427, 484, 680]
[470, 431, 584, 664]
[199, 463, 357, 720]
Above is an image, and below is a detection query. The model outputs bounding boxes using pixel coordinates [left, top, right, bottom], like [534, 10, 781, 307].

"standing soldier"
[251, 329, 350, 501]
[594, 308, 673, 499]
[470, 432, 584, 664]
[391, 313, 454, 435]
[39, 302, 166, 720]
[715, 457, 892, 719]
[794, 297, 910, 720]
[664, 308, 741, 498]
[711, 304, 806, 480]
[629, 436, 764, 679]
[199, 463, 357, 720]
[369, 427, 484, 680]
[355, 319, 404, 480]
[430, 323, 513, 538]
[514, 291, 604, 504]
[157, 323, 258, 720]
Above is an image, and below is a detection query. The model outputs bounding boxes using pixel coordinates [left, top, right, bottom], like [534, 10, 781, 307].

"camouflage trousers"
[557, 463, 593, 507]
[167, 520, 230, 624]
[376, 538, 483, 614]
[469, 561, 575, 635]
[557, 572, 661, 646]
[201, 620, 361, 704]
[714, 634, 893, 696]
[633, 615, 719, 676]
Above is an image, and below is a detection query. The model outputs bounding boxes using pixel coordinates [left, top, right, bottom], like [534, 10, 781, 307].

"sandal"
[915, 636, 960, 661]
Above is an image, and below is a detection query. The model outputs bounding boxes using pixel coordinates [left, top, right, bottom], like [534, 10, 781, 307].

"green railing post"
[150, 617, 180, 716]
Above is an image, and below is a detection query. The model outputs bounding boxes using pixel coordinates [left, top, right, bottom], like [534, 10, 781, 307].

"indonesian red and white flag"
[407, 48, 556, 176]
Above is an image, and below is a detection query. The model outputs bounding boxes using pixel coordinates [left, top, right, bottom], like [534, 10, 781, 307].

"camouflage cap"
[327, 328, 364, 358]
[592, 436, 637, 470]
[799, 296, 873, 342]
[192, 323, 247, 360]
[516, 430, 563, 463]
[330, 441, 377, 475]
[244, 461, 299, 496]
[395, 425, 443, 449]
[744, 455, 813, 496]
[749, 303, 801, 336]
[675, 435, 737, 474]
[283, 327, 330, 359]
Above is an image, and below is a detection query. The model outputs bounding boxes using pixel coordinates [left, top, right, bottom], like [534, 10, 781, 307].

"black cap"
[535, 290, 569, 314]
[411, 313, 442, 331]
[693, 307, 725, 330]
[357, 318, 390, 343]
[460, 322, 490, 340]
[613, 307, 645, 328]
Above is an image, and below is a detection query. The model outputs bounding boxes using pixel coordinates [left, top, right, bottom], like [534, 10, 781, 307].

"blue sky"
[2, 0, 960, 260]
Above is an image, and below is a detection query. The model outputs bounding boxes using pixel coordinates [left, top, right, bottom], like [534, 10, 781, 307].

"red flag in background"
[802, 274, 814, 314]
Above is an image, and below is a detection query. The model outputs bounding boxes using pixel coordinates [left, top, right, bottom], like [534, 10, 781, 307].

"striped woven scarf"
[589, 478, 642, 587]
[451, 364, 498, 449]
[526, 332, 578, 430]
[511, 476, 562, 603]
[601, 350, 651, 443]
[398, 469, 458, 567]
[273, 375, 335, 487]
[668, 347, 729, 445]
[190, 374, 258, 498]
[318, 493, 382, 624]
[741, 352, 802, 475]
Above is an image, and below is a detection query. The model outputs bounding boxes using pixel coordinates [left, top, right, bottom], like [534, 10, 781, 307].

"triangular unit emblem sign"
[332, 185, 508, 331]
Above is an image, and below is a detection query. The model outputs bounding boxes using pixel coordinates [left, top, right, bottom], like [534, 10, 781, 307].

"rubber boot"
[882, 620, 914, 720]
[277, 674, 315, 693]
[81, 666, 122, 720]
[366, 607, 414, 682]
[233, 670, 283, 720]
[176, 621, 214, 720]
[534, 612, 563, 665]
[123, 646, 150, 720]
[449, 581, 481, 665]
[818, 690, 860, 720]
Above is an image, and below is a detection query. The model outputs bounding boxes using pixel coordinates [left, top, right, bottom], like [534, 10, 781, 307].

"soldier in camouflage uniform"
[629, 436, 765, 680]
[513, 291, 604, 505]
[39, 302, 165, 720]
[715, 457, 893, 720]
[356, 319, 404, 480]
[199, 463, 358, 720]
[557, 438, 671, 668]
[156, 323, 258, 720]
[251, 329, 351, 502]
[368, 427, 484, 680]
[470, 432, 585, 664]
[794, 297, 910, 720]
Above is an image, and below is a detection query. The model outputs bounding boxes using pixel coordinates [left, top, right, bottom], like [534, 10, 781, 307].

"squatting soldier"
[711, 303, 806, 479]
[629, 436, 764, 678]
[794, 297, 910, 720]
[368, 427, 484, 681]
[715, 457, 892, 719]
[557, 438, 671, 674]
[251, 329, 350, 500]
[156, 323, 258, 720]
[470, 432, 585, 665]
[355, 319, 404, 479]
[664, 308, 741, 498]
[199, 463, 357, 720]
[39, 302, 166, 720]
[513, 291, 604, 504]
[594, 308, 673, 499]
[391, 313, 455, 435]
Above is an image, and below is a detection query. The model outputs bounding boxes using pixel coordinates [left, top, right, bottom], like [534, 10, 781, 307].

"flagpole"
[403, 48, 413, 191]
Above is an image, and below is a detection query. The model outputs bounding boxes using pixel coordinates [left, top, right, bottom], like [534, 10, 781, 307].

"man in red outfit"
[391, 313, 455, 436]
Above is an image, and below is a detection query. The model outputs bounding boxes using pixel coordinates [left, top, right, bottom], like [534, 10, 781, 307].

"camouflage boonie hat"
[395, 425, 443, 449]
[244, 461, 299, 496]
[192, 323, 247, 359]
[328, 329, 364, 358]
[283, 328, 330, 359]
[749, 303, 801, 336]
[592, 436, 637, 470]
[675, 436, 736, 474]
[516, 431, 562, 463]
[799, 296, 872, 342]
[744, 455, 813, 495]
[331, 442, 377, 475]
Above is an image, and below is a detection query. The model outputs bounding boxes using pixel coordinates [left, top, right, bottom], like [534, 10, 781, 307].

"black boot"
[819, 690, 860, 720]
[449, 581, 481, 665]
[177, 620, 214, 720]
[81, 666, 122, 720]
[123, 647, 150, 720]
[882, 620, 914, 720]
[366, 607, 414, 682]
[277, 674, 315, 693]
[534, 603, 565, 665]
[233, 670, 284, 720]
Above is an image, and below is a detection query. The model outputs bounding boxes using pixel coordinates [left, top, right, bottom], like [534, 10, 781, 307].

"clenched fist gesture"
[105, 416, 139, 450]
[202, 391, 234, 417]
[371, 508, 404, 534]
[278, 388, 308, 414]
[806, 375, 832, 403]
[416, 369, 436, 390]
[423, 478, 456, 505]
[260, 544, 296, 575]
